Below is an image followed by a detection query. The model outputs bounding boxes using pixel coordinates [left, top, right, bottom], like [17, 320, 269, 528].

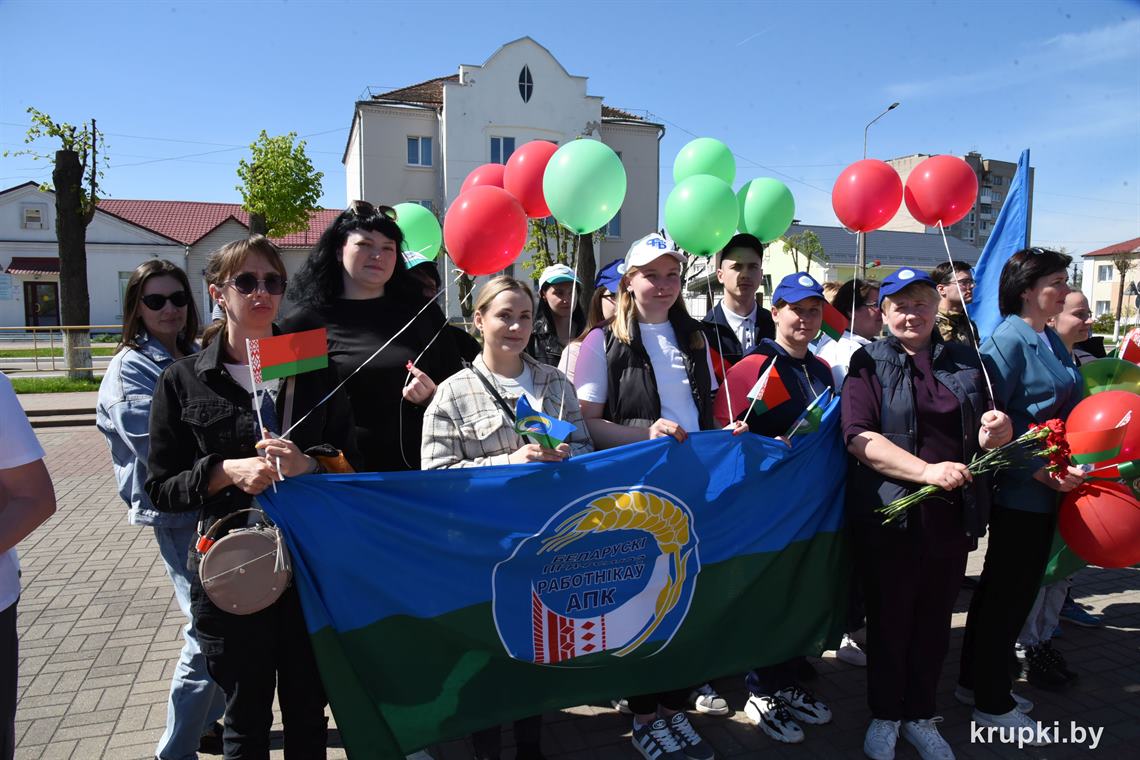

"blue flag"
[513, 394, 576, 449]
[969, 149, 1031, 341]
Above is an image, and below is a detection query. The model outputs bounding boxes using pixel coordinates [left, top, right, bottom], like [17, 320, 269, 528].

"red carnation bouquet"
[876, 418, 1069, 525]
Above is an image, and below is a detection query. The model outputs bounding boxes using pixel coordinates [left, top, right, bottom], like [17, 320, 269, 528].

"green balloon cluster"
[542, 139, 627, 234]
[673, 137, 735, 185]
[1080, 358, 1140, 397]
[393, 202, 442, 263]
[664, 174, 738, 257]
[737, 178, 795, 243]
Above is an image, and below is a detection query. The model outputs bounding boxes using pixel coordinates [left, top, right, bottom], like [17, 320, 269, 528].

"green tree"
[1112, 252, 1135, 341]
[4, 108, 107, 380]
[521, 218, 602, 307]
[780, 230, 827, 276]
[236, 131, 323, 236]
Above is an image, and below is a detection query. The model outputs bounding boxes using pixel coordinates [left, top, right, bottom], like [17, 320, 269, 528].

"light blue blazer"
[980, 314, 1081, 514]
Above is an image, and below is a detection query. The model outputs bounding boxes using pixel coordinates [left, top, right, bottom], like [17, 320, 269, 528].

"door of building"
[24, 281, 60, 326]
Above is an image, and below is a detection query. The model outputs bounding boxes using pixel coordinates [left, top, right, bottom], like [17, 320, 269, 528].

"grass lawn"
[10, 376, 103, 394]
[0, 347, 116, 358]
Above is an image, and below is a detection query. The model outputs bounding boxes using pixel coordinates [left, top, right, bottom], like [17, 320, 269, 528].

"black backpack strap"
[463, 360, 516, 423]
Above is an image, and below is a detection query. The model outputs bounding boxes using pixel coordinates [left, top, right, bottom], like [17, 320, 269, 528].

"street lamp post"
[856, 102, 900, 280]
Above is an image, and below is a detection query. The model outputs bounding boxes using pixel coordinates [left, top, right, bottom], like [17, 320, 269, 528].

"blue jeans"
[154, 525, 227, 760]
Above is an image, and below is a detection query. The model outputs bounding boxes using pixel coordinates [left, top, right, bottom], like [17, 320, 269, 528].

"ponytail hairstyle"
[201, 235, 288, 348]
[117, 259, 199, 356]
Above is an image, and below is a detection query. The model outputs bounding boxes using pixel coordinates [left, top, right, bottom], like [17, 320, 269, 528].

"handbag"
[197, 507, 292, 615]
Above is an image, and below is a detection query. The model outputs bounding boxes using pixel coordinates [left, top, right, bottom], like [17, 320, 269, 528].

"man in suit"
[703, 233, 775, 368]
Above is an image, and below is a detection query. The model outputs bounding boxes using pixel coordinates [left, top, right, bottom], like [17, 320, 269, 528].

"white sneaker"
[901, 717, 954, 760]
[773, 685, 831, 725]
[612, 698, 632, 714]
[689, 683, 730, 716]
[953, 686, 1033, 713]
[837, 633, 868, 667]
[863, 719, 900, 760]
[744, 694, 804, 744]
[972, 708, 1050, 745]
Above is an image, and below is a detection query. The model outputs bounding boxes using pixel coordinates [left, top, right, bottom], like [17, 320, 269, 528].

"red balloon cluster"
[831, 160, 902, 232]
[903, 155, 978, 227]
[1065, 390, 1140, 477]
[446, 141, 558, 275]
[1059, 481, 1140, 568]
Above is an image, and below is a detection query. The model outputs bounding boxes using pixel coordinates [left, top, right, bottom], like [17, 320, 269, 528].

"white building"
[343, 37, 664, 317]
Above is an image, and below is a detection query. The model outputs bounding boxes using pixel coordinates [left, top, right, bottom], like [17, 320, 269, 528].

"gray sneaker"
[632, 717, 687, 760]
[668, 711, 715, 760]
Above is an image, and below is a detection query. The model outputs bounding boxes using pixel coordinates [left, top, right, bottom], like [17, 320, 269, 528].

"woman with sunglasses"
[96, 261, 227, 759]
[282, 201, 464, 472]
[146, 236, 357, 759]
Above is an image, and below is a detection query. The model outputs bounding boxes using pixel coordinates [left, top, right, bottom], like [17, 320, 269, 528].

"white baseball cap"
[537, 264, 579, 290]
[624, 233, 686, 269]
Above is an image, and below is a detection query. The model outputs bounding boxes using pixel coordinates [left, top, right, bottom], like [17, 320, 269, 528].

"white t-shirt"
[489, 362, 542, 411]
[721, 303, 759, 353]
[557, 341, 582, 384]
[816, 332, 872, 388]
[575, 322, 718, 433]
[0, 372, 47, 611]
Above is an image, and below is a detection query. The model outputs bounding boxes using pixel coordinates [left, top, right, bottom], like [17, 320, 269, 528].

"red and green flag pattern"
[249, 328, 328, 383]
[1068, 412, 1130, 465]
[820, 301, 850, 341]
[747, 360, 791, 414]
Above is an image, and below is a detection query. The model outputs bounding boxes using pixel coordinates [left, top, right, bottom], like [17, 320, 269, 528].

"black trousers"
[192, 581, 327, 760]
[627, 689, 689, 716]
[471, 715, 543, 758]
[1, 600, 16, 760]
[862, 531, 967, 720]
[959, 505, 1056, 715]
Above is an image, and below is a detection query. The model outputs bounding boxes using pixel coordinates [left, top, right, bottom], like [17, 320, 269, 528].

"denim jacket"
[97, 333, 196, 527]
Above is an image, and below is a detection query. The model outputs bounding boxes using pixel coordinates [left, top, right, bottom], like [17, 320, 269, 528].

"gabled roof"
[781, 224, 981, 268]
[96, 199, 339, 248]
[1082, 237, 1140, 258]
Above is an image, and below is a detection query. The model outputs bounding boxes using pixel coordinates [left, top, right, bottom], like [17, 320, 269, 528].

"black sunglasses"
[141, 291, 189, 310]
[226, 272, 287, 296]
[347, 200, 398, 221]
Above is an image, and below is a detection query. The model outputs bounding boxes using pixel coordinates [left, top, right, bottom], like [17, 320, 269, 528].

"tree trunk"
[53, 149, 93, 381]
[575, 235, 596, 311]
[249, 212, 268, 237]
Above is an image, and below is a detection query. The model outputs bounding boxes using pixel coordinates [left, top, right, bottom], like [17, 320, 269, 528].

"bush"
[1092, 314, 1116, 334]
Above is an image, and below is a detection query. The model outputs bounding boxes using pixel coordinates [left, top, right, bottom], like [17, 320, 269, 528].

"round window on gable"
[518, 65, 533, 103]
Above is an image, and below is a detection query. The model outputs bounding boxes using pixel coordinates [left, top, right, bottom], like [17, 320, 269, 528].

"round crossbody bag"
[197, 507, 292, 615]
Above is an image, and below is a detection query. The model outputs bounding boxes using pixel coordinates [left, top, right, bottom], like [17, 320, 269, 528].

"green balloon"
[542, 140, 627, 234]
[673, 137, 736, 185]
[664, 175, 738, 257]
[394, 202, 442, 261]
[1080, 358, 1140, 396]
[737, 178, 796, 243]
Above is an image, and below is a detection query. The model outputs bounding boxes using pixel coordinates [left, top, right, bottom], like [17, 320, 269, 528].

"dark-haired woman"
[96, 260, 226, 759]
[957, 248, 1085, 743]
[281, 202, 463, 472]
[147, 237, 357, 758]
[527, 264, 586, 368]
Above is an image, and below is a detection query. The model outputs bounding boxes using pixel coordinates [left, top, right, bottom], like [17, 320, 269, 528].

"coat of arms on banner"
[492, 487, 700, 666]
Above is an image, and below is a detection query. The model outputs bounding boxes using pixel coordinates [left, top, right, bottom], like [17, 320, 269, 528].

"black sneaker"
[1040, 641, 1077, 681]
[1025, 645, 1069, 690]
[667, 712, 715, 760]
[632, 718, 687, 760]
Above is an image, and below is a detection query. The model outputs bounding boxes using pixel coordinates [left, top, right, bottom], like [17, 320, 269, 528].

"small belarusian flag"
[785, 389, 832, 439]
[1068, 411, 1130, 465]
[1120, 328, 1140, 365]
[746, 361, 791, 415]
[820, 301, 849, 341]
[249, 328, 329, 383]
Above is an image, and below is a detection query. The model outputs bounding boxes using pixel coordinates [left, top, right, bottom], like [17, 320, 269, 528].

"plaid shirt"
[421, 353, 594, 469]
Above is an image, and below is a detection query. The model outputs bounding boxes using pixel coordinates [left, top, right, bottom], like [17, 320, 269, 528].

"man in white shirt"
[702, 234, 775, 367]
[0, 373, 56, 760]
[816, 278, 882, 388]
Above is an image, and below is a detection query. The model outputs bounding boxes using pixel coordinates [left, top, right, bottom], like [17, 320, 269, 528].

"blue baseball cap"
[878, 267, 937, 306]
[772, 272, 825, 305]
[595, 259, 625, 294]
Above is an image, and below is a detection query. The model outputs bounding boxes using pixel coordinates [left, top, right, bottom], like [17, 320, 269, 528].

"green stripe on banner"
[309, 531, 848, 758]
[260, 355, 328, 382]
[1070, 448, 1121, 465]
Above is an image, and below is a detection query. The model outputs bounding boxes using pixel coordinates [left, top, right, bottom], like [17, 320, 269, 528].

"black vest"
[847, 337, 992, 540]
[603, 314, 715, 431]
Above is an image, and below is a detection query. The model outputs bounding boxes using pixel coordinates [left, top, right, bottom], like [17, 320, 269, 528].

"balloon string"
[851, 231, 860, 333]
[936, 220, 996, 408]
[704, 264, 733, 416]
[558, 240, 580, 421]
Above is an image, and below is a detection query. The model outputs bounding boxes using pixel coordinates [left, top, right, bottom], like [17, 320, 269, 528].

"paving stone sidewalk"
[13, 426, 1139, 759]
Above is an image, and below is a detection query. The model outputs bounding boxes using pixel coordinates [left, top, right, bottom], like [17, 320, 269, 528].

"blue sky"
[1, 0, 1137, 256]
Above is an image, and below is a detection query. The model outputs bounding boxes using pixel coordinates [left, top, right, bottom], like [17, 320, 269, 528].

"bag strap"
[202, 508, 270, 541]
[464, 360, 516, 423]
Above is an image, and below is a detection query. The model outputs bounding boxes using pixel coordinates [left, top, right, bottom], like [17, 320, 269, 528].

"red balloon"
[443, 186, 528, 276]
[460, 163, 506, 194]
[1059, 481, 1140, 568]
[503, 140, 558, 218]
[903, 155, 978, 227]
[1065, 390, 1140, 477]
[831, 160, 902, 232]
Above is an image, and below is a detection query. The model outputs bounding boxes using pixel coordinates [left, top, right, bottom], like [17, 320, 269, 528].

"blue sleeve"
[980, 332, 1024, 413]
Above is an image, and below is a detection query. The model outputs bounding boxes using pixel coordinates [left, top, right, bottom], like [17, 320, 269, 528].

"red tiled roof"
[1083, 237, 1140, 258]
[97, 199, 339, 248]
[6, 256, 59, 275]
[372, 74, 643, 120]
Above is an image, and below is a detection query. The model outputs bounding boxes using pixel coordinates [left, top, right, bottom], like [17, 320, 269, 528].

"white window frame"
[117, 271, 133, 320]
[1098, 264, 1114, 282]
[992, 176, 1004, 186]
[407, 136, 432, 167]
[490, 136, 516, 165]
[606, 209, 622, 239]
[1096, 300, 1111, 317]
[20, 205, 46, 229]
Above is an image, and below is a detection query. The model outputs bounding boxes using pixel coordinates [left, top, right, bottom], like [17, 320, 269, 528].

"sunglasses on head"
[226, 272, 287, 296]
[347, 200, 398, 221]
[141, 291, 189, 311]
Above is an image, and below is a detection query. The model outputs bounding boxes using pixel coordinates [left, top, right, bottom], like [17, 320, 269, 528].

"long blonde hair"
[609, 264, 702, 351]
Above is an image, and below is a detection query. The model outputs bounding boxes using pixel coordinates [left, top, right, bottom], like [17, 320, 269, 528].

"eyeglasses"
[141, 291, 189, 310]
[347, 200, 398, 221]
[955, 278, 976, 288]
[225, 272, 287, 296]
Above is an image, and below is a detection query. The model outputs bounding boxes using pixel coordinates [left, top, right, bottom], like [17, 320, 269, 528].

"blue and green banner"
[260, 400, 849, 758]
